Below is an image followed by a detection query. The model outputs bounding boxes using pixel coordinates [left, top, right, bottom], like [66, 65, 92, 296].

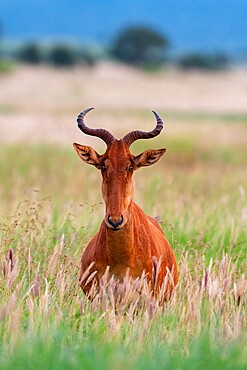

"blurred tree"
[0, 21, 3, 59]
[0, 21, 13, 73]
[112, 25, 169, 68]
[177, 53, 229, 70]
[18, 43, 43, 64]
[48, 44, 76, 67]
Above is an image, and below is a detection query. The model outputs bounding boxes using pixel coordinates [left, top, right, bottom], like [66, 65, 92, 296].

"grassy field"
[0, 65, 247, 369]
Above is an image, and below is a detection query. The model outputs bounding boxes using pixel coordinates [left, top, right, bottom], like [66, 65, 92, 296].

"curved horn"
[122, 111, 164, 147]
[77, 108, 115, 147]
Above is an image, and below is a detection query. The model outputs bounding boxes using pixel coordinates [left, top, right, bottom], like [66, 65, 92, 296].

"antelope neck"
[104, 202, 136, 264]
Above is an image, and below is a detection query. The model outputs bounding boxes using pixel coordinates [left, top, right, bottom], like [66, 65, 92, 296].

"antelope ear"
[134, 148, 166, 169]
[73, 143, 101, 167]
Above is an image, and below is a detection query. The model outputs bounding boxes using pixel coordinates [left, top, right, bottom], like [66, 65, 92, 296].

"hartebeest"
[73, 108, 178, 300]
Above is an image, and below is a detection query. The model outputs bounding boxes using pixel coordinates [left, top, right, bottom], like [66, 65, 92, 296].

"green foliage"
[0, 59, 13, 73]
[17, 43, 43, 64]
[0, 329, 246, 370]
[177, 53, 229, 70]
[112, 25, 169, 67]
[46, 44, 102, 67]
[14, 42, 102, 67]
[48, 44, 77, 67]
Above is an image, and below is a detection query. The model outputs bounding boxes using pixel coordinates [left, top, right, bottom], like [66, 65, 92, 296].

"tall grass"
[0, 139, 246, 369]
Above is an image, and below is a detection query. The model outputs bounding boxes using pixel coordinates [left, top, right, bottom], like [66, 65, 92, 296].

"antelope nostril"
[108, 215, 123, 228]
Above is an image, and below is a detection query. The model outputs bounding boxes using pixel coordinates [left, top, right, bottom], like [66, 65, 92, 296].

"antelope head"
[73, 108, 166, 230]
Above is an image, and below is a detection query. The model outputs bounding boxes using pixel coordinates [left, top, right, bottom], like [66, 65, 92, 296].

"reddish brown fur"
[73, 139, 178, 300]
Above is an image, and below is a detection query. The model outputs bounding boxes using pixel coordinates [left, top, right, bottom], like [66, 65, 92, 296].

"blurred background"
[0, 0, 247, 144]
[0, 0, 247, 219]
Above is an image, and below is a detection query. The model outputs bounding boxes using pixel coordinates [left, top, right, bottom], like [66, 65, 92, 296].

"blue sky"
[0, 0, 247, 55]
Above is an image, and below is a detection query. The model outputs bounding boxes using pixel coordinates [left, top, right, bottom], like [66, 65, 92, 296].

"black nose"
[108, 215, 123, 229]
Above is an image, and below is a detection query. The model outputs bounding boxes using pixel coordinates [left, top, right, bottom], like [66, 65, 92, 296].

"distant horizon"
[1, 0, 247, 60]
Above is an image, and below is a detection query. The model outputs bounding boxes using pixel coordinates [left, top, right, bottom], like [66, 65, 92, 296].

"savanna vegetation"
[0, 65, 246, 369]
[0, 20, 231, 70]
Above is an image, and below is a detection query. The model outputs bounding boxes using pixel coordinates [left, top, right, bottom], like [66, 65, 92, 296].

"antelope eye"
[129, 166, 134, 172]
[100, 164, 107, 171]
